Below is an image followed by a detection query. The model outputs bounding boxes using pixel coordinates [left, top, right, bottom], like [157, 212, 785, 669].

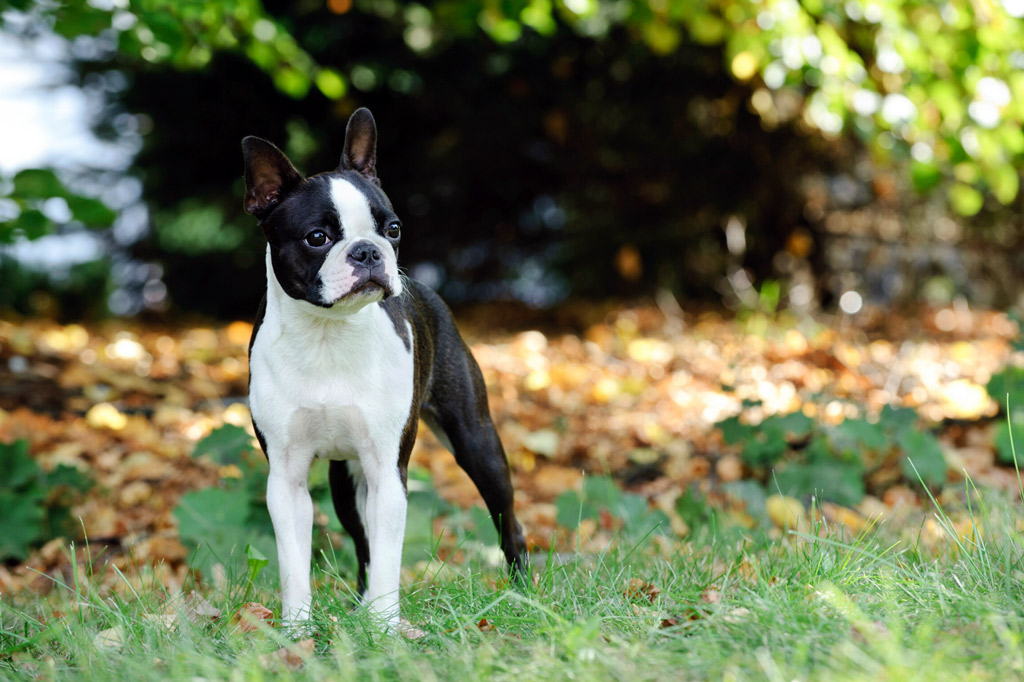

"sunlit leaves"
[10, 209, 52, 241]
[521, 0, 556, 36]
[685, 13, 725, 47]
[65, 195, 118, 227]
[6, 0, 322, 107]
[910, 161, 942, 193]
[986, 164, 1019, 205]
[51, 3, 111, 39]
[314, 68, 347, 99]
[272, 66, 311, 99]
[13, 169, 65, 199]
[382, 0, 1024, 210]
[155, 202, 245, 254]
[948, 183, 984, 217]
[0, 169, 118, 242]
[9, 0, 1021, 217]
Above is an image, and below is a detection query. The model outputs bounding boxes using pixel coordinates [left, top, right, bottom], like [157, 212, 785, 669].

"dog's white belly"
[287, 404, 369, 461]
[249, 298, 415, 462]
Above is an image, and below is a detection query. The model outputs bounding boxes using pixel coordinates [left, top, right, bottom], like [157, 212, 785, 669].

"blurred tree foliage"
[1, 0, 1022, 315]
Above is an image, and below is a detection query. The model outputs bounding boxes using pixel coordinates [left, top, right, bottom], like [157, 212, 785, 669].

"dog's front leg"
[267, 448, 316, 626]
[361, 455, 407, 630]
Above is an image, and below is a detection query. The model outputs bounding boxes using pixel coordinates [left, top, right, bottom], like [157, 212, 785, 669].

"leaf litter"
[0, 304, 1021, 599]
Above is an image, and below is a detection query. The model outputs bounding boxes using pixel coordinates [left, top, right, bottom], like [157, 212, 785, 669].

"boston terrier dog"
[242, 108, 528, 630]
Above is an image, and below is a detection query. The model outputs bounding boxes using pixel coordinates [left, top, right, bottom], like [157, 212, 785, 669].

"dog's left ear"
[340, 108, 379, 185]
[242, 137, 303, 218]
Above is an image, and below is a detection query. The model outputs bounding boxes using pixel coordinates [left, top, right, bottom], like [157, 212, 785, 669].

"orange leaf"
[624, 578, 661, 603]
[259, 638, 315, 671]
[232, 602, 274, 633]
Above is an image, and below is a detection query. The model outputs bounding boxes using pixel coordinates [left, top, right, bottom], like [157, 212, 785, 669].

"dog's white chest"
[249, 295, 414, 462]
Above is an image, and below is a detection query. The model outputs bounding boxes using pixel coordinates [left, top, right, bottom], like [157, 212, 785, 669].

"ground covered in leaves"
[0, 301, 1022, 600]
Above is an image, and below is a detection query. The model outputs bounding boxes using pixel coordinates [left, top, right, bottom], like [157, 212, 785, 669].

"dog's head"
[241, 108, 402, 313]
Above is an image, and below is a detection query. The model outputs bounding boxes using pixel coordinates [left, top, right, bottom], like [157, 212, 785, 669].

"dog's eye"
[384, 222, 401, 240]
[305, 230, 329, 247]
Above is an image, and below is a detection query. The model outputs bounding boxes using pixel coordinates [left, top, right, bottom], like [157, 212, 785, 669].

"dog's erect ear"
[242, 137, 303, 217]
[340, 108, 378, 185]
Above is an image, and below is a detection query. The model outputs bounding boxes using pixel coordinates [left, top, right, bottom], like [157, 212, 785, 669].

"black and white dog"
[241, 108, 527, 629]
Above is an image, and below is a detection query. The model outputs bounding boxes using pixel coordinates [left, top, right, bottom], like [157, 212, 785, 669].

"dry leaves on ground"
[0, 303, 1021, 594]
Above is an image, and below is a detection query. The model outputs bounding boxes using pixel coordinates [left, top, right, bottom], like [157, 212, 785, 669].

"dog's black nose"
[348, 240, 383, 265]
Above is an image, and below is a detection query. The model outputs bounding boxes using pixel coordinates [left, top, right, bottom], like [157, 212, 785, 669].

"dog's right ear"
[340, 108, 379, 185]
[242, 137, 303, 218]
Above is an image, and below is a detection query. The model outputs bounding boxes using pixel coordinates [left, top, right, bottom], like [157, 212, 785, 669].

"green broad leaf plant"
[716, 402, 947, 506]
[0, 439, 92, 562]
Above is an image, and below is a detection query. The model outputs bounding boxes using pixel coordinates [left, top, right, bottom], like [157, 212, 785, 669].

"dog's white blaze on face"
[331, 177, 376, 237]
[317, 177, 401, 304]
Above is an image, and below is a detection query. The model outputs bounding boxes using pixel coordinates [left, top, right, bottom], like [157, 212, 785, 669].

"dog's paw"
[279, 607, 315, 639]
[281, 620, 316, 640]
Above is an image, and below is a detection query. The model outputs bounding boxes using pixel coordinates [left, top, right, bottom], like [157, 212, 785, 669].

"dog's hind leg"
[423, 373, 528, 579]
[329, 460, 370, 596]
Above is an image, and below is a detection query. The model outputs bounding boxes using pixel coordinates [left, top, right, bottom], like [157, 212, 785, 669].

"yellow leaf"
[940, 379, 991, 420]
[766, 495, 804, 529]
[524, 369, 550, 391]
[93, 626, 124, 651]
[590, 377, 620, 404]
[85, 402, 127, 431]
[731, 51, 759, 81]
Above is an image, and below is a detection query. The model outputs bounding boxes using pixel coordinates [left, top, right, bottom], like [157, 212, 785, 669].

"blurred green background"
[0, 0, 1022, 319]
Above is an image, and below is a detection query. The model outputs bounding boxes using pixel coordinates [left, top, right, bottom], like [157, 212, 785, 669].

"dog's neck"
[263, 247, 380, 345]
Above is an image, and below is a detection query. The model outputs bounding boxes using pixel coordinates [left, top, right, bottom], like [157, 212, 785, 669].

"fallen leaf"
[940, 379, 991, 420]
[85, 402, 127, 431]
[701, 587, 721, 605]
[131, 535, 188, 564]
[521, 428, 560, 457]
[398, 618, 428, 640]
[93, 626, 124, 650]
[232, 602, 274, 633]
[716, 454, 743, 482]
[143, 613, 178, 632]
[624, 578, 661, 603]
[38, 537, 66, 566]
[258, 637, 315, 671]
[181, 592, 221, 623]
[723, 607, 752, 623]
[766, 495, 804, 529]
[850, 619, 891, 646]
[821, 502, 867, 534]
[531, 465, 583, 498]
[652, 488, 690, 537]
[598, 507, 619, 531]
[882, 485, 919, 509]
[119, 480, 153, 506]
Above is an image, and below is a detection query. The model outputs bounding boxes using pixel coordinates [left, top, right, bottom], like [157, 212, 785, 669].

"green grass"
[3, 490, 1024, 681]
